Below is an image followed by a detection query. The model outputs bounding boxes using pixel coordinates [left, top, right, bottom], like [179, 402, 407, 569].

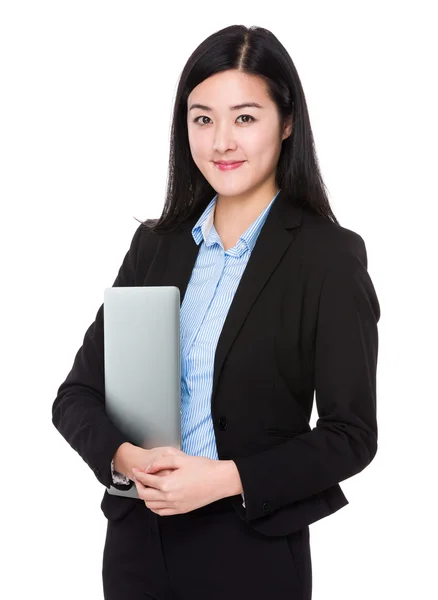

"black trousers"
[102, 496, 312, 599]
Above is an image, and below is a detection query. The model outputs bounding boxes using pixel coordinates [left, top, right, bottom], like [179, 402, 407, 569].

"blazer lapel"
[141, 188, 303, 403]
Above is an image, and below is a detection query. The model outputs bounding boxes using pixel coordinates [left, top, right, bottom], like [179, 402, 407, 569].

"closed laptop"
[103, 286, 181, 498]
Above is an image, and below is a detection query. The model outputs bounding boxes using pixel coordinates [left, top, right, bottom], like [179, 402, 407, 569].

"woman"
[52, 24, 380, 600]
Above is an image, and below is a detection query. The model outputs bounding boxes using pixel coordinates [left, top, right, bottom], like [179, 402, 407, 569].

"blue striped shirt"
[180, 189, 281, 507]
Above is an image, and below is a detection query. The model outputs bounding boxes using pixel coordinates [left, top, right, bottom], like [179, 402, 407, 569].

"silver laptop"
[103, 286, 181, 498]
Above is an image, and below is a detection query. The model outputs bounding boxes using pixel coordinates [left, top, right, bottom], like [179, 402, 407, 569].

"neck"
[215, 187, 279, 229]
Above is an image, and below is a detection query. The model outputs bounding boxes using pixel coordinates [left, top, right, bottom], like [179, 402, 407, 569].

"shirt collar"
[191, 189, 280, 254]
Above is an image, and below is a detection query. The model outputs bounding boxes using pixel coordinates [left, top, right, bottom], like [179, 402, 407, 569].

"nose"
[212, 122, 238, 154]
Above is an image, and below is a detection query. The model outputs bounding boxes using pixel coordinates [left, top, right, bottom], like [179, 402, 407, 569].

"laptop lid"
[104, 286, 181, 498]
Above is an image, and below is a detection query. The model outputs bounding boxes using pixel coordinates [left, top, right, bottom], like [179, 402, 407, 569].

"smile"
[214, 161, 245, 171]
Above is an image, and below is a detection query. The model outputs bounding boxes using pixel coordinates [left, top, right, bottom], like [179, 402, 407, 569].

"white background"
[1, 1, 436, 598]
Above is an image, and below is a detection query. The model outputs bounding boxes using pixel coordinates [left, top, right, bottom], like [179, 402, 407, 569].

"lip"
[214, 160, 245, 171]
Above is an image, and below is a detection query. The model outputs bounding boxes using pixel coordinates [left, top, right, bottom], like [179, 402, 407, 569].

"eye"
[237, 114, 255, 124]
[192, 114, 255, 126]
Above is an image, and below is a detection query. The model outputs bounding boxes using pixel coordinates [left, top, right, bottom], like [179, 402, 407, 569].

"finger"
[139, 487, 164, 502]
[132, 469, 164, 488]
[133, 475, 145, 489]
[144, 500, 168, 509]
[133, 477, 149, 493]
[146, 455, 178, 473]
[133, 473, 155, 491]
[156, 469, 174, 477]
[134, 477, 163, 501]
[147, 505, 176, 517]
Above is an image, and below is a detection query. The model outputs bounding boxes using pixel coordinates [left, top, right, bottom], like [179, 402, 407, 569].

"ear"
[282, 117, 293, 141]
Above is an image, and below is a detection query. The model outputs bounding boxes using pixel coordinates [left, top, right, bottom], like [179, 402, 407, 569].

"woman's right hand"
[113, 442, 180, 480]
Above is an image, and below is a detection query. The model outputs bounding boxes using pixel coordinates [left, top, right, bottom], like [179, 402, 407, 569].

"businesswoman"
[52, 24, 380, 600]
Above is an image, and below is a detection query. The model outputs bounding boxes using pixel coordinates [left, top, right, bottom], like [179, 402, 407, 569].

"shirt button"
[262, 501, 271, 513]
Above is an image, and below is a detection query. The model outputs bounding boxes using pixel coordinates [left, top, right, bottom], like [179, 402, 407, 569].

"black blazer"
[52, 188, 380, 537]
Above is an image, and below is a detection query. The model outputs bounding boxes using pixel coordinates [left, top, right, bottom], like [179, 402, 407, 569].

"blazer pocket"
[284, 528, 309, 586]
[100, 490, 139, 522]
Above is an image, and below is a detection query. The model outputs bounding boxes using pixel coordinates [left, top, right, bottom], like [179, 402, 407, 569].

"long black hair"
[139, 24, 338, 234]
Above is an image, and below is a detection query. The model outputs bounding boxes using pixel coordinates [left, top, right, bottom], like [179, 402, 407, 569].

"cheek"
[244, 129, 279, 156]
[188, 131, 208, 158]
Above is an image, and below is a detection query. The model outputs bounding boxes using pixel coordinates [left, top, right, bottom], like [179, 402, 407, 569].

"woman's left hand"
[132, 453, 226, 516]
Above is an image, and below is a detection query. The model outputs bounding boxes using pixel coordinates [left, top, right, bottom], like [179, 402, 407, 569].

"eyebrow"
[188, 101, 264, 112]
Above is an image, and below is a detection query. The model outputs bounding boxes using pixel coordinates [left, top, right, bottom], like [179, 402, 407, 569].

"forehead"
[188, 70, 269, 107]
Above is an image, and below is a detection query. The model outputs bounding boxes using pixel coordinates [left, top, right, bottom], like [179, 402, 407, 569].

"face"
[187, 69, 292, 205]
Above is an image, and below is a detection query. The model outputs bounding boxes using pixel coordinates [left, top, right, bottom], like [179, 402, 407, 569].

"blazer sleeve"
[51, 223, 145, 489]
[232, 236, 380, 522]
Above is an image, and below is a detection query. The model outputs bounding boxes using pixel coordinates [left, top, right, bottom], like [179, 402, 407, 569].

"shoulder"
[122, 219, 163, 273]
[299, 208, 380, 320]
[299, 207, 368, 270]
[130, 218, 162, 247]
